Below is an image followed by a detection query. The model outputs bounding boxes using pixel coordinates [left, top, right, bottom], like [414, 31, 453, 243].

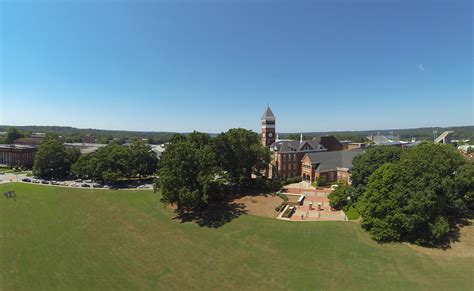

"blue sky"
[1, 0, 472, 133]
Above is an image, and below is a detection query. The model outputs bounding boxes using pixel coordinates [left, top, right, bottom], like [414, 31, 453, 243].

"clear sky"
[1, 0, 472, 133]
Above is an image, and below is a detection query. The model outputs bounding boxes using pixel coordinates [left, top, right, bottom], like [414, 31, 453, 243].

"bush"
[283, 176, 302, 185]
[328, 185, 349, 210]
[344, 205, 360, 220]
[275, 202, 287, 212]
[314, 176, 326, 187]
[278, 193, 289, 202]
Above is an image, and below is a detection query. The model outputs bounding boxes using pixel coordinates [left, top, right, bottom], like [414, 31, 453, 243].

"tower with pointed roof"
[261, 106, 276, 146]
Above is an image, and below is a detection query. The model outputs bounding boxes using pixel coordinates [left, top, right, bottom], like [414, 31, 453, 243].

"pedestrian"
[301, 214, 304, 220]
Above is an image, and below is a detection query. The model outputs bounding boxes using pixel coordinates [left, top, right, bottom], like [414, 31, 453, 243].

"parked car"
[137, 185, 147, 189]
[22, 178, 32, 182]
[51, 181, 59, 185]
[84, 179, 93, 183]
[32, 179, 40, 183]
[41, 180, 49, 184]
[92, 183, 103, 188]
[81, 183, 90, 188]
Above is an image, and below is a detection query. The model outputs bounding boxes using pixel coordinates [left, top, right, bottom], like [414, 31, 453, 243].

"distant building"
[82, 134, 96, 143]
[64, 143, 107, 154]
[301, 149, 364, 184]
[434, 131, 454, 144]
[150, 144, 167, 159]
[0, 144, 38, 168]
[13, 137, 44, 146]
[340, 141, 367, 150]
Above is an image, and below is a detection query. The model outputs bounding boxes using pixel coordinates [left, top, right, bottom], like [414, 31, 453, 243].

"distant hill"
[282, 125, 474, 143]
[0, 125, 178, 144]
[1, 125, 472, 144]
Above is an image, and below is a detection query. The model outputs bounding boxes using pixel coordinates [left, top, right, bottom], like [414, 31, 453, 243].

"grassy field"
[1, 183, 473, 290]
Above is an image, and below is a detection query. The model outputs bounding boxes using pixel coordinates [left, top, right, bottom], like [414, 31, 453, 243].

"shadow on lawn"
[173, 201, 249, 228]
[420, 211, 473, 250]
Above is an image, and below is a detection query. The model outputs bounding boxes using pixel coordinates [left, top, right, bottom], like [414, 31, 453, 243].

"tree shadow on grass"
[172, 201, 249, 228]
[418, 211, 473, 250]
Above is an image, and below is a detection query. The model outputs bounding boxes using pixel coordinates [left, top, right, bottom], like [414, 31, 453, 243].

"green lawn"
[1, 183, 473, 290]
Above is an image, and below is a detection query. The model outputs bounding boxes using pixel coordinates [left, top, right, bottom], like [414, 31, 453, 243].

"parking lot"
[0, 172, 153, 190]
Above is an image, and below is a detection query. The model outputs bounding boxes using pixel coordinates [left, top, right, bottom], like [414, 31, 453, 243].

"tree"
[159, 132, 223, 210]
[5, 127, 24, 144]
[65, 147, 81, 166]
[358, 142, 470, 245]
[92, 144, 132, 183]
[328, 184, 350, 210]
[214, 128, 271, 186]
[350, 145, 402, 200]
[71, 153, 93, 179]
[455, 163, 474, 208]
[33, 138, 73, 179]
[129, 140, 158, 179]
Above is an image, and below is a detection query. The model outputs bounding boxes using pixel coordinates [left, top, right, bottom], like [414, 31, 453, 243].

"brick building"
[0, 144, 38, 168]
[301, 149, 364, 184]
[261, 106, 345, 180]
[82, 134, 96, 143]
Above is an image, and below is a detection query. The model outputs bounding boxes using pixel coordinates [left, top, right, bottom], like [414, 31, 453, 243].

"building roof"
[271, 140, 326, 153]
[304, 149, 364, 172]
[13, 137, 44, 145]
[64, 143, 107, 154]
[0, 144, 38, 150]
[261, 106, 275, 119]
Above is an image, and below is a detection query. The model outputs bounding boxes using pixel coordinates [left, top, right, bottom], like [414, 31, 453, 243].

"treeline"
[282, 125, 474, 143]
[0, 125, 177, 144]
[158, 128, 271, 210]
[33, 135, 158, 183]
[328, 143, 473, 246]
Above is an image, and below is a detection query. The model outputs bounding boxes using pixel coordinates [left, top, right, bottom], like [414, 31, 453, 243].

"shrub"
[344, 205, 360, 220]
[283, 176, 302, 185]
[275, 202, 287, 212]
[314, 176, 326, 187]
[328, 185, 349, 210]
[278, 193, 289, 202]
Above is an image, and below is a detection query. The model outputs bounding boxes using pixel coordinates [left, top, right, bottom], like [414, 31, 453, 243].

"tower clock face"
[268, 132, 273, 138]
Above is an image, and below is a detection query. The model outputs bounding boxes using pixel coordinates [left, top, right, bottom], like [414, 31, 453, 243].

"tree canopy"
[159, 132, 224, 209]
[158, 129, 271, 211]
[214, 128, 270, 186]
[71, 140, 157, 183]
[349, 145, 402, 200]
[4, 127, 24, 144]
[33, 137, 75, 179]
[358, 142, 472, 246]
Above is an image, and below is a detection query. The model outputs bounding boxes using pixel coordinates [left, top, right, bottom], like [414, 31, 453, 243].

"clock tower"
[261, 106, 276, 146]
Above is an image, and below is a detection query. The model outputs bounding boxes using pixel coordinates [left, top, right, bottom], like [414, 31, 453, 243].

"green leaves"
[71, 141, 158, 183]
[358, 142, 471, 246]
[350, 146, 402, 200]
[33, 138, 72, 179]
[159, 129, 271, 210]
[214, 128, 271, 186]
